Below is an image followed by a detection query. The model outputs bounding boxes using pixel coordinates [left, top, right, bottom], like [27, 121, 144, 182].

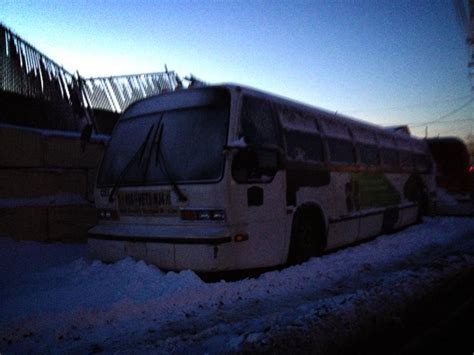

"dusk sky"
[1, 0, 472, 139]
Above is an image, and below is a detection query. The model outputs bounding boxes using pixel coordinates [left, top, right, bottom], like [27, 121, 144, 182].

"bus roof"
[215, 84, 427, 150]
[120, 83, 428, 151]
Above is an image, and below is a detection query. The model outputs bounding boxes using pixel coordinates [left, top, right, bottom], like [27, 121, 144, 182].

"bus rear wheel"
[416, 184, 429, 223]
[287, 207, 326, 265]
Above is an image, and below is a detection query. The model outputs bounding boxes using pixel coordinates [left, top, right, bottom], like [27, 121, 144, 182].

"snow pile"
[1, 217, 473, 353]
[227, 136, 247, 148]
[436, 187, 459, 206]
[0, 237, 85, 286]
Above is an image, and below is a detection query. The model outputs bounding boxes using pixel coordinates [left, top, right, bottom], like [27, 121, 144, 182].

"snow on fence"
[0, 24, 79, 106]
[83, 72, 178, 113]
[0, 22, 179, 131]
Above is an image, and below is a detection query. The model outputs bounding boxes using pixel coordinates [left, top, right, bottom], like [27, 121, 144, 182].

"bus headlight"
[180, 209, 226, 221]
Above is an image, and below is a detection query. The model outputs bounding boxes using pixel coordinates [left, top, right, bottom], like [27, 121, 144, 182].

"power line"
[341, 95, 472, 114]
[415, 117, 474, 125]
[452, 0, 469, 36]
[408, 98, 474, 128]
[430, 120, 473, 136]
[431, 118, 473, 130]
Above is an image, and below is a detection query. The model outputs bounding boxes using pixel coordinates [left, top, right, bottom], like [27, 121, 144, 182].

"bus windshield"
[98, 103, 230, 186]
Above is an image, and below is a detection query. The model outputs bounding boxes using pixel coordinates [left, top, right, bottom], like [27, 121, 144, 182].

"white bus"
[88, 85, 435, 271]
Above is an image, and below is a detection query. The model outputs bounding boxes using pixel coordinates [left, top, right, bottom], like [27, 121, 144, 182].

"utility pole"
[467, 0, 474, 90]
[454, 0, 474, 90]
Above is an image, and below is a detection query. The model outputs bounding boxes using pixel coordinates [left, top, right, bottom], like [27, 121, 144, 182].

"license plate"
[117, 190, 178, 216]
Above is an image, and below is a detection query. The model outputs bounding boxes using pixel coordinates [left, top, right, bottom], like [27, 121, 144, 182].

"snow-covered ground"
[1, 217, 473, 353]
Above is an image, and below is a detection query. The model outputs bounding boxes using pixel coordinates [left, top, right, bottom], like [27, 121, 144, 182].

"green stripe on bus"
[351, 172, 401, 209]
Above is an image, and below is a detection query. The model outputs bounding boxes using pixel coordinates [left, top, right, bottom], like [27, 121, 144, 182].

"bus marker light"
[211, 210, 226, 220]
[180, 210, 198, 220]
[234, 234, 249, 242]
[198, 211, 212, 220]
[180, 209, 226, 221]
[97, 209, 119, 220]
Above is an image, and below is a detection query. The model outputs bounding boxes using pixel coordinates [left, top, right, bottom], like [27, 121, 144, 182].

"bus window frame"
[232, 94, 286, 184]
[326, 136, 357, 167]
[398, 149, 415, 173]
[283, 128, 326, 164]
[230, 145, 284, 184]
[356, 142, 381, 169]
[414, 153, 432, 174]
[97, 98, 232, 188]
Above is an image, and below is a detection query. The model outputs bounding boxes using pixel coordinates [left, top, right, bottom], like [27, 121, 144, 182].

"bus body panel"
[357, 212, 383, 241]
[89, 236, 252, 272]
[227, 170, 289, 267]
[89, 168, 289, 271]
[89, 84, 436, 271]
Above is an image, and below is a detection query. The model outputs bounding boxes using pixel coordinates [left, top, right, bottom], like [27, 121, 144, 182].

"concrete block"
[0, 125, 45, 168]
[87, 168, 99, 202]
[44, 135, 105, 169]
[0, 205, 48, 241]
[47, 204, 97, 242]
[0, 168, 88, 199]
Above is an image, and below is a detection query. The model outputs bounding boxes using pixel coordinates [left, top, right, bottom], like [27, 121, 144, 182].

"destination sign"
[117, 190, 178, 216]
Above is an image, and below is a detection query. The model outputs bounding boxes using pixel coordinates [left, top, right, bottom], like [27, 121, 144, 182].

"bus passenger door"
[229, 147, 288, 268]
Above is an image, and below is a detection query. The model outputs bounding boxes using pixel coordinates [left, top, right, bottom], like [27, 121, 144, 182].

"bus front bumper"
[88, 224, 241, 272]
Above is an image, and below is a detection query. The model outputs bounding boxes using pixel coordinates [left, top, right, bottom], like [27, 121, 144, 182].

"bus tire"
[416, 183, 429, 223]
[287, 205, 326, 265]
[404, 174, 428, 223]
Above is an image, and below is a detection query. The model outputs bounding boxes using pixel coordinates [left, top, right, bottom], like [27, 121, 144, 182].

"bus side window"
[327, 137, 355, 164]
[284, 130, 324, 162]
[381, 148, 399, 168]
[414, 153, 432, 173]
[399, 150, 413, 169]
[241, 96, 282, 147]
[358, 143, 379, 166]
[232, 147, 280, 183]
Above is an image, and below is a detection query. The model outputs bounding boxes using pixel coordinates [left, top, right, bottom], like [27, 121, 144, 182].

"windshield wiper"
[142, 121, 163, 182]
[108, 124, 156, 202]
[154, 124, 188, 202]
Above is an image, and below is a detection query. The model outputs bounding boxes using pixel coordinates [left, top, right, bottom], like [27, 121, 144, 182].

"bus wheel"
[416, 184, 429, 223]
[287, 206, 326, 265]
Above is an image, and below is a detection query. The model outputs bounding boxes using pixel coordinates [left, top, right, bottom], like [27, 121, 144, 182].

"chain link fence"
[0, 23, 179, 133]
[83, 72, 178, 113]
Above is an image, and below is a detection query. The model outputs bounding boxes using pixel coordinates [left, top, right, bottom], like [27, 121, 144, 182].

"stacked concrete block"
[0, 168, 88, 199]
[0, 125, 108, 242]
